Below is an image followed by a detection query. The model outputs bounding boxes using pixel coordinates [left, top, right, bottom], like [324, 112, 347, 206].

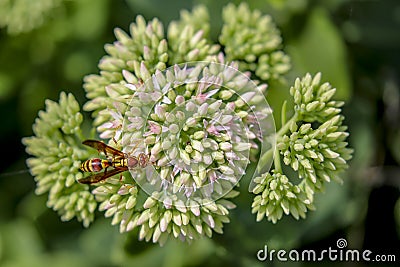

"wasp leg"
[112, 137, 118, 146]
[125, 140, 142, 158]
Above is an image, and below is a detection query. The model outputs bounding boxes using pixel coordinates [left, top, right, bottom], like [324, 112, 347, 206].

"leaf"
[287, 7, 352, 100]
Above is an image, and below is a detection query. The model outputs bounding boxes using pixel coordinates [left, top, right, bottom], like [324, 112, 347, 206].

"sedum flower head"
[251, 171, 313, 223]
[83, 7, 220, 129]
[91, 62, 274, 244]
[93, 175, 239, 245]
[83, 3, 290, 132]
[167, 21, 219, 64]
[166, 5, 219, 64]
[285, 73, 353, 185]
[219, 3, 291, 81]
[252, 73, 353, 222]
[290, 72, 345, 123]
[278, 115, 353, 187]
[83, 15, 168, 127]
[169, 5, 211, 37]
[80, 5, 279, 243]
[22, 92, 97, 227]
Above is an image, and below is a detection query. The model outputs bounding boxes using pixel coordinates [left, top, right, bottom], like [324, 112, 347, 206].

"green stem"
[273, 146, 282, 173]
[281, 100, 287, 127]
[257, 112, 299, 172]
[257, 148, 273, 172]
[276, 113, 298, 138]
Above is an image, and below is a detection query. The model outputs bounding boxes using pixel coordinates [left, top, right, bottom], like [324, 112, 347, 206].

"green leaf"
[287, 7, 351, 100]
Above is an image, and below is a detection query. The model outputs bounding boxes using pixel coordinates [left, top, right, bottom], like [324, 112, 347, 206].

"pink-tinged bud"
[208, 170, 217, 182]
[228, 100, 236, 110]
[175, 95, 185, 105]
[148, 121, 162, 134]
[206, 124, 220, 136]
[155, 104, 166, 119]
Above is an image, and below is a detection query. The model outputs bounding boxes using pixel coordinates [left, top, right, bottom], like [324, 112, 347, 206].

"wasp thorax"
[127, 156, 139, 169]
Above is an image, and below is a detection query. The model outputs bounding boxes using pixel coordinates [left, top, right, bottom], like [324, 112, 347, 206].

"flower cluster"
[22, 92, 97, 227]
[89, 62, 274, 244]
[83, 15, 168, 127]
[251, 171, 312, 223]
[93, 175, 238, 245]
[168, 5, 211, 37]
[251, 73, 353, 223]
[279, 115, 352, 186]
[83, 8, 219, 129]
[22, 3, 353, 246]
[167, 5, 218, 64]
[0, 0, 62, 34]
[219, 3, 291, 81]
[79, 5, 279, 243]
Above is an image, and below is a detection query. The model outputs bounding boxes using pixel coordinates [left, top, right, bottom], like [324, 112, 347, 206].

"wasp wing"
[82, 139, 124, 157]
[78, 167, 127, 184]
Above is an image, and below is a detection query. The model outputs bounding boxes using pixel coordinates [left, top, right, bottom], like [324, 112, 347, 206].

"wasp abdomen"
[80, 158, 111, 172]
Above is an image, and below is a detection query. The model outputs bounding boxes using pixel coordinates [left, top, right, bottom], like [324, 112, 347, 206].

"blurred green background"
[0, 0, 399, 266]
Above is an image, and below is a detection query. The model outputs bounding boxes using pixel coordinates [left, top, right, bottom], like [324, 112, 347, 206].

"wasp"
[79, 139, 149, 184]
